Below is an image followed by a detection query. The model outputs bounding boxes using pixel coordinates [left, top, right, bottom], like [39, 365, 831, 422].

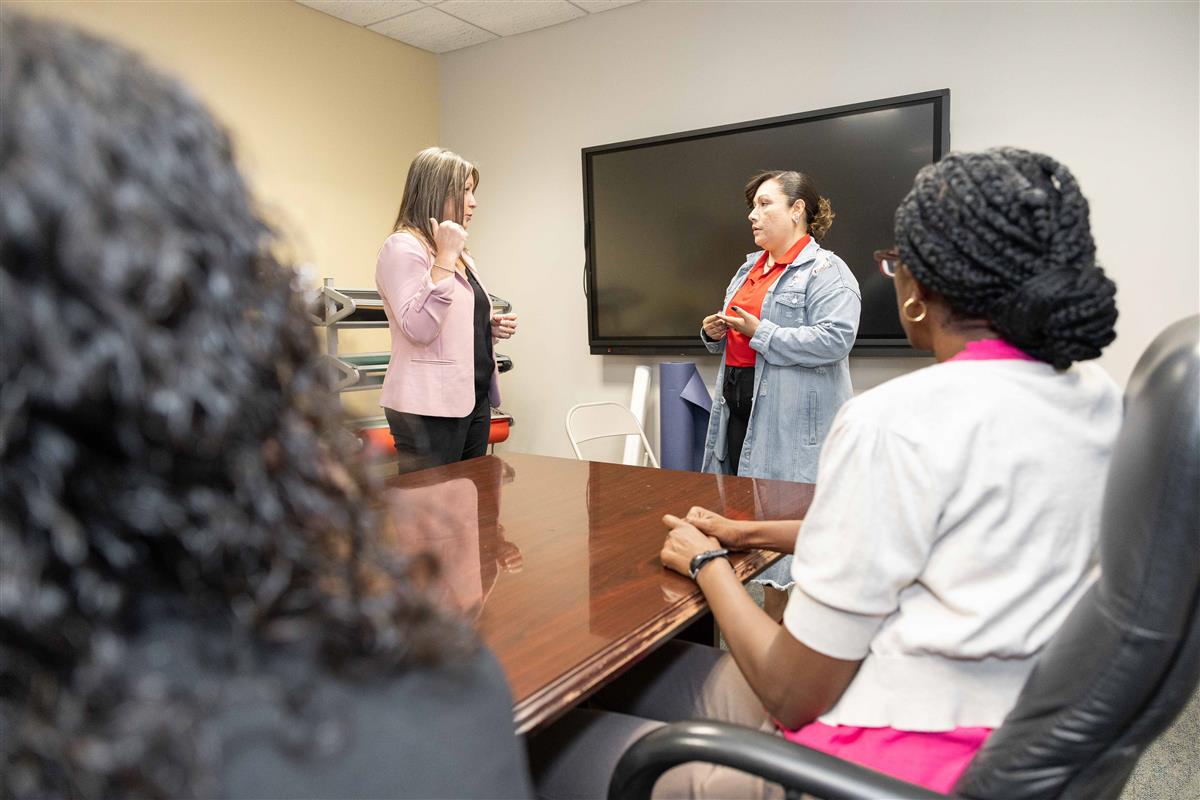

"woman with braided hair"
[531, 149, 1121, 798]
[885, 147, 1118, 368]
[0, 13, 531, 799]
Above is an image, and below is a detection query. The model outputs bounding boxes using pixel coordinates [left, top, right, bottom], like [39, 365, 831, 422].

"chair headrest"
[1098, 315, 1199, 635]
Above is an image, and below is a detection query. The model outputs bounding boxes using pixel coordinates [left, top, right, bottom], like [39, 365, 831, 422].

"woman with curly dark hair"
[0, 12, 530, 799]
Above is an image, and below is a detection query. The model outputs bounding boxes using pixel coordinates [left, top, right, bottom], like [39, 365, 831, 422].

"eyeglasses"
[873, 249, 903, 278]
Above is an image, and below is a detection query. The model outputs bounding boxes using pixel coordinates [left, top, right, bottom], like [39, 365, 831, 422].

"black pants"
[722, 366, 755, 475]
[385, 392, 491, 474]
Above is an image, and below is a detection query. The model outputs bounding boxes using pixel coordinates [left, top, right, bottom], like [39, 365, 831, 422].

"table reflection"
[713, 471, 815, 523]
[384, 457, 521, 620]
[382, 452, 814, 734]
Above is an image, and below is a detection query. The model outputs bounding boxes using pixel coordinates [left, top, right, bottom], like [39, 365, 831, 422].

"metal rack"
[308, 280, 390, 392]
[311, 279, 515, 441]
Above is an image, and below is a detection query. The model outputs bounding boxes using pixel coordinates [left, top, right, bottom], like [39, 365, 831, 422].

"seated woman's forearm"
[695, 558, 860, 728]
[695, 558, 792, 697]
[734, 519, 801, 552]
[683, 508, 800, 553]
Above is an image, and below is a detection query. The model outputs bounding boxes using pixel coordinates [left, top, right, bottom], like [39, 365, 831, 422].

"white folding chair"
[565, 401, 660, 467]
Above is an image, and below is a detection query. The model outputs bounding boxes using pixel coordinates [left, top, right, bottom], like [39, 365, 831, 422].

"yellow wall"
[13, 0, 438, 417]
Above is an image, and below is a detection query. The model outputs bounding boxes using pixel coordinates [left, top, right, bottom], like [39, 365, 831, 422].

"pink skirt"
[783, 722, 992, 794]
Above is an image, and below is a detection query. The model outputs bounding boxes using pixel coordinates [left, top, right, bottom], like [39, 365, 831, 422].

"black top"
[129, 622, 533, 799]
[467, 269, 494, 400]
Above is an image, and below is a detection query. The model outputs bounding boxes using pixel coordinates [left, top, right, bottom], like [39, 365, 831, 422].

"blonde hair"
[391, 146, 480, 255]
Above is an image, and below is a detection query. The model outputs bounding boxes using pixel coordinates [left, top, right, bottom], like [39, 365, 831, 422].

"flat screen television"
[582, 89, 949, 355]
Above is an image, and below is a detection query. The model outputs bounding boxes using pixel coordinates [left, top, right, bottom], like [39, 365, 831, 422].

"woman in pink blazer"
[376, 147, 517, 471]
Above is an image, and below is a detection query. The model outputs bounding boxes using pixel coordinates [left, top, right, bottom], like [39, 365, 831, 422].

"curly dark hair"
[0, 13, 472, 798]
[894, 147, 1118, 368]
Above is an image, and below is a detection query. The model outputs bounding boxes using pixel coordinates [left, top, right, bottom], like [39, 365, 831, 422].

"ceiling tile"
[368, 6, 497, 53]
[439, 0, 584, 37]
[297, 0, 423, 27]
[571, 0, 639, 13]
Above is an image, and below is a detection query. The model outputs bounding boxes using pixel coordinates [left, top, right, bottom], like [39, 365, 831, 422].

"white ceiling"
[296, 0, 640, 54]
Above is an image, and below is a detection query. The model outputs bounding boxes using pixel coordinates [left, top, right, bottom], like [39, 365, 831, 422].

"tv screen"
[582, 90, 949, 355]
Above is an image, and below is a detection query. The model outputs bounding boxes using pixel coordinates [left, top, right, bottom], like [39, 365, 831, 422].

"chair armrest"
[607, 720, 945, 800]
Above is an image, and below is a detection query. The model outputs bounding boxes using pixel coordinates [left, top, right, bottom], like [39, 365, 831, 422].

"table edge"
[513, 549, 782, 735]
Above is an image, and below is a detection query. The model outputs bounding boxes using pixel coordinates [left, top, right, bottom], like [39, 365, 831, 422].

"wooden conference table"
[382, 452, 815, 735]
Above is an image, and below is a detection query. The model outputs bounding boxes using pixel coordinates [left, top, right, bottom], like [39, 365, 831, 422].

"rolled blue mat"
[659, 362, 713, 472]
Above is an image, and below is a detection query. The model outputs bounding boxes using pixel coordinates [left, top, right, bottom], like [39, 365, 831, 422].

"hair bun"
[1018, 186, 1049, 208]
[809, 196, 835, 241]
[990, 264, 1118, 369]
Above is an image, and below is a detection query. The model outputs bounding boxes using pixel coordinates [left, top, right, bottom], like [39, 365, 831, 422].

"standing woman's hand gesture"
[702, 312, 728, 341]
[718, 305, 760, 338]
[429, 217, 468, 276]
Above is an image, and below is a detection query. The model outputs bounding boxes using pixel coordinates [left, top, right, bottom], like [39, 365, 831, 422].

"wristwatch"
[689, 548, 731, 581]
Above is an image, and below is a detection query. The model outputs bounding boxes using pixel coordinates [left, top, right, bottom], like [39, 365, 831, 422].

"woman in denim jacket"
[699, 170, 861, 591]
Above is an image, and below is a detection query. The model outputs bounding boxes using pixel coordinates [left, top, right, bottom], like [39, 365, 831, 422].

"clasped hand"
[703, 306, 760, 339]
[492, 313, 518, 340]
[660, 506, 742, 579]
[717, 305, 760, 338]
[702, 313, 728, 340]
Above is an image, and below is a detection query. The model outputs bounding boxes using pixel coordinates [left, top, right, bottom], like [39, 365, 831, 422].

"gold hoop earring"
[902, 297, 928, 323]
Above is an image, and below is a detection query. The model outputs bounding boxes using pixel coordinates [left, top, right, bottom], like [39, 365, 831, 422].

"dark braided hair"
[0, 13, 472, 798]
[894, 147, 1118, 368]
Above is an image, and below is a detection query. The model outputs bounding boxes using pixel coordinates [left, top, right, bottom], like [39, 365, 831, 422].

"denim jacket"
[700, 238, 861, 482]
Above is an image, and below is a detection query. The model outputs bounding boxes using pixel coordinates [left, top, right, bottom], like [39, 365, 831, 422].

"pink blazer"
[375, 231, 500, 417]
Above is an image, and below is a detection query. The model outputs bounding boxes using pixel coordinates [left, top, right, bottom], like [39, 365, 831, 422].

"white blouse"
[782, 358, 1122, 730]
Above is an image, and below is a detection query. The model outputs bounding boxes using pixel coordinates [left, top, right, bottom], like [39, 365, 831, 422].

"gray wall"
[441, 0, 1199, 458]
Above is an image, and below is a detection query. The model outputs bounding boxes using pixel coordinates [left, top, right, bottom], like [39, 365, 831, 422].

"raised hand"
[702, 312, 728, 340]
[429, 217, 468, 271]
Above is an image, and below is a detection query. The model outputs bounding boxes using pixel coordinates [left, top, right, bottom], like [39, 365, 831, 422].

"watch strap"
[689, 548, 731, 580]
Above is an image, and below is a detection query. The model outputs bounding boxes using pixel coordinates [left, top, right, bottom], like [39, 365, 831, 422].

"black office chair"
[609, 316, 1200, 800]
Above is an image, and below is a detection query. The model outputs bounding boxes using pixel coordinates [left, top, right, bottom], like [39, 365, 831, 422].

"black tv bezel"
[582, 89, 950, 356]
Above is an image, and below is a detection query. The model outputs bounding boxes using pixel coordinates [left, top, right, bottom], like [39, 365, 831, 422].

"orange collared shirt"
[724, 235, 811, 367]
